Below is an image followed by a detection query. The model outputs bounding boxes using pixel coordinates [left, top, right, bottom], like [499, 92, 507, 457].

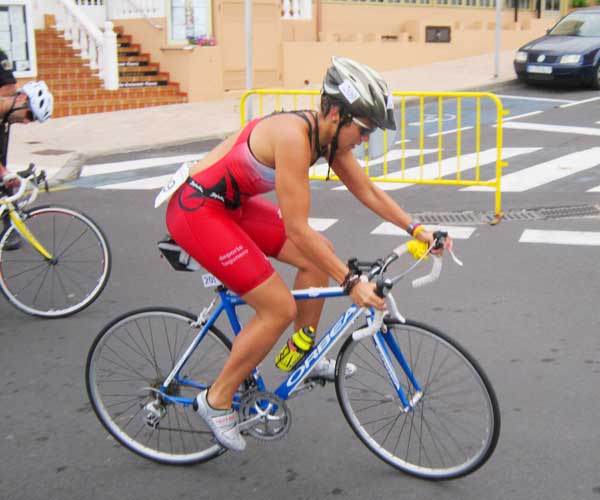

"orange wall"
[115, 5, 555, 101]
[319, 3, 537, 35]
[282, 15, 552, 87]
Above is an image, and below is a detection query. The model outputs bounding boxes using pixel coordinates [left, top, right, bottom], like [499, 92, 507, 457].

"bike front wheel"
[86, 307, 232, 465]
[335, 319, 500, 480]
[0, 205, 111, 317]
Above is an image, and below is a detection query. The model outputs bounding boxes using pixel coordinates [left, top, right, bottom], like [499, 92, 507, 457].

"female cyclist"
[164, 57, 452, 452]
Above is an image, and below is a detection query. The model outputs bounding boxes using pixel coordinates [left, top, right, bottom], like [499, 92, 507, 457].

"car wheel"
[591, 64, 600, 90]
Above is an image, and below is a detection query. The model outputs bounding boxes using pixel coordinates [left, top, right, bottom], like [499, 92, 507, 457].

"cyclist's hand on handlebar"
[416, 228, 453, 255]
[2, 177, 20, 190]
[349, 280, 386, 311]
[0, 167, 20, 191]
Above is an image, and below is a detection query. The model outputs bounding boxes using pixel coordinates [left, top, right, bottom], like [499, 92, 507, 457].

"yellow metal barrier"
[240, 89, 508, 218]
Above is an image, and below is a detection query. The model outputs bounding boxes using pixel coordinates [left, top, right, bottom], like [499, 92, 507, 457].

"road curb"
[460, 77, 520, 93]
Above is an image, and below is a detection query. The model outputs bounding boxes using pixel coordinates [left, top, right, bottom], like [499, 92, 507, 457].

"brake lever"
[39, 171, 49, 193]
[432, 230, 448, 250]
[432, 230, 463, 267]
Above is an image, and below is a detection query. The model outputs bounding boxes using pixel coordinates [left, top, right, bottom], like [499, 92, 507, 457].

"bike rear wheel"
[0, 205, 111, 317]
[86, 307, 232, 465]
[335, 319, 500, 480]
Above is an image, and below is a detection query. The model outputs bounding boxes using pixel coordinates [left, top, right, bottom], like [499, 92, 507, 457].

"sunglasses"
[352, 116, 377, 136]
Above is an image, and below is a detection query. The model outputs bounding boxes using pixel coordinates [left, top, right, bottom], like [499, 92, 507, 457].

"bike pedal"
[304, 377, 328, 387]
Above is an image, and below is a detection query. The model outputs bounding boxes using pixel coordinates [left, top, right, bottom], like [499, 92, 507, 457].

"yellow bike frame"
[7, 208, 54, 260]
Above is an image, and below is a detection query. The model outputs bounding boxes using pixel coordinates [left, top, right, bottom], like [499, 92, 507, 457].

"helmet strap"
[0, 93, 20, 129]
[325, 112, 352, 181]
[313, 111, 322, 158]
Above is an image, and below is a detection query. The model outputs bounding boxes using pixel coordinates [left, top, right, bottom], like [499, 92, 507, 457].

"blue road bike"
[85, 232, 500, 480]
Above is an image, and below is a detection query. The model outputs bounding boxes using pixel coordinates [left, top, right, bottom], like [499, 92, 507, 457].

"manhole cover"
[413, 211, 491, 224]
[538, 205, 600, 219]
[413, 204, 600, 225]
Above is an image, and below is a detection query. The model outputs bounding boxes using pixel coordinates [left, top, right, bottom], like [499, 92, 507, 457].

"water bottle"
[274, 326, 315, 371]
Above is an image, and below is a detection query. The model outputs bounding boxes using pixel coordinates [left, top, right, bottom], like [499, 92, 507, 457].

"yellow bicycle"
[0, 165, 111, 317]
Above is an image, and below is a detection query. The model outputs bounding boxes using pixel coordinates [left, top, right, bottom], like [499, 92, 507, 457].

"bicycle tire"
[86, 307, 232, 465]
[0, 205, 111, 318]
[335, 319, 500, 480]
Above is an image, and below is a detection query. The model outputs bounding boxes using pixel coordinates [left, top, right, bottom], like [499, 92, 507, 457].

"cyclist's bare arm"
[274, 123, 345, 280]
[274, 128, 385, 310]
[331, 150, 452, 252]
[331, 149, 414, 232]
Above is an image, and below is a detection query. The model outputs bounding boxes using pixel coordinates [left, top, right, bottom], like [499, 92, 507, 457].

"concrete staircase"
[36, 23, 187, 117]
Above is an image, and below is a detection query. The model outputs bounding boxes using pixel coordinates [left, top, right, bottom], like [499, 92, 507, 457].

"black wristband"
[406, 221, 421, 237]
[342, 273, 361, 294]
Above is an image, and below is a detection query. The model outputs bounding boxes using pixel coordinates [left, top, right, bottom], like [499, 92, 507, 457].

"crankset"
[238, 390, 291, 441]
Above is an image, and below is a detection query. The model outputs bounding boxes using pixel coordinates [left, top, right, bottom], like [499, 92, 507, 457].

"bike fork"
[373, 330, 423, 412]
[8, 210, 54, 260]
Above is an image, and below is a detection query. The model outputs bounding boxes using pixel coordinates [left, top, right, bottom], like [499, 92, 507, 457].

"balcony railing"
[282, 0, 312, 19]
[108, 0, 165, 21]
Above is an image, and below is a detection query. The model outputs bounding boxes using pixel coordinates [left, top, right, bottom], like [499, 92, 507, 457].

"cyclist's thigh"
[166, 199, 275, 296]
[238, 197, 287, 258]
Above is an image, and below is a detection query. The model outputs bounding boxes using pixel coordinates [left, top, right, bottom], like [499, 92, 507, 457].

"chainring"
[238, 390, 291, 441]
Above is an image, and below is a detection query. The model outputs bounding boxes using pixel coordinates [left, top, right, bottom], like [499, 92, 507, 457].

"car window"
[550, 13, 600, 36]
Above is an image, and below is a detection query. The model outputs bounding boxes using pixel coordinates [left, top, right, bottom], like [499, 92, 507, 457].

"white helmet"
[21, 80, 53, 123]
[322, 57, 396, 130]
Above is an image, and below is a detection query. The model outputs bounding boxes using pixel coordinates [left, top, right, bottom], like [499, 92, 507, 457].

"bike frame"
[159, 284, 422, 412]
[0, 187, 54, 260]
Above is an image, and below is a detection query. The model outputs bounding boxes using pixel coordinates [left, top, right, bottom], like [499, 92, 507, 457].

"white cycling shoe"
[193, 389, 246, 452]
[310, 358, 357, 381]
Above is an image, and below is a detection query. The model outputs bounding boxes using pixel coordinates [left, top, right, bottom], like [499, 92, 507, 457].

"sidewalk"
[7, 50, 518, 184]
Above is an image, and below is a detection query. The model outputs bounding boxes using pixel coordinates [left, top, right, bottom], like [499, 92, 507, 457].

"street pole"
[245, 0, 253, 120]
[494, 0, 502, 77]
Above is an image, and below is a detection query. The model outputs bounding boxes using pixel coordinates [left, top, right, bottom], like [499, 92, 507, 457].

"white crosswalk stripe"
[97, 175, 172, 190]
[464, 148, 600, 192]
[519, 229, 600, 246]
[333, 147, 540, 192]
[308, 218, 337, 231]
[503, 122, 600, 136]
[81, 154, 205, 177]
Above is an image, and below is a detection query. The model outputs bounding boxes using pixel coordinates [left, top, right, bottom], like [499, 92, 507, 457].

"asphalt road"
[1, 81, 600, 500]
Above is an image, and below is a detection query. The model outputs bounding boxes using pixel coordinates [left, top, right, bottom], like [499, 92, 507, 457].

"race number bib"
[154, 162, 190, 208]
[202, 273, 222, 288]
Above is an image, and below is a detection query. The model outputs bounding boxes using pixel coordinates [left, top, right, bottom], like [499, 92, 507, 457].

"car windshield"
[549, 12, 600, 37]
